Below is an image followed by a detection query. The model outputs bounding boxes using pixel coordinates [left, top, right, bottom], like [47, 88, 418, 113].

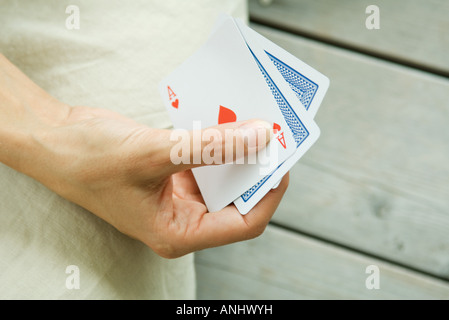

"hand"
[38, 107, 289, 258]
[0, 54, 289, 258]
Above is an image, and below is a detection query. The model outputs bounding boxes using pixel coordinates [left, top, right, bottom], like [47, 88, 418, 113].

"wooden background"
[195, 0, 449, 299]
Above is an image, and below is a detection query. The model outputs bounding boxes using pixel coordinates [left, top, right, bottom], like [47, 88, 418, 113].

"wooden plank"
[249, 0, 449, 75]
[251, 25, 449, 278]
[196, 226, 449, 299]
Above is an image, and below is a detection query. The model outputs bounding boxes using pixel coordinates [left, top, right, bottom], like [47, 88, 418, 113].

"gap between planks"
[269, 220, 449, 284]
[249, 18, 449, 80]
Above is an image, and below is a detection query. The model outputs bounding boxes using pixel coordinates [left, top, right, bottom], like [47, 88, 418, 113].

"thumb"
[164, 119, 272, 174]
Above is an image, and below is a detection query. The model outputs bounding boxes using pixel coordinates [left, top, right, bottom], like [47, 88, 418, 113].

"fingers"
[188, 173, 290, 251]
[242, 172, 289, 232]
[161, 119, 272, 174]
[149, 173, 289, 258]
[171, 170, 203, 202]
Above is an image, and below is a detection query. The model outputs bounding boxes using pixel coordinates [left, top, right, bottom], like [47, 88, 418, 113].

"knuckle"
[148, 233, 188, 259]
[151, 241, 182, 259]
[247, 221, 268, 239]
[206, 134, 225, 160]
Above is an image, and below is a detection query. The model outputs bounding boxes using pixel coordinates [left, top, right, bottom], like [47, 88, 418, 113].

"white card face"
[159, 18, 302, 212]
[233, 18, 327, 214]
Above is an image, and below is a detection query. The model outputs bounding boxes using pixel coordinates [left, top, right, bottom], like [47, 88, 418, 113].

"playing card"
[159, 18, 304, 212]
[232, 17, 329, 214]
[252, 21, 329, 192]
[235, 19, 330, 119]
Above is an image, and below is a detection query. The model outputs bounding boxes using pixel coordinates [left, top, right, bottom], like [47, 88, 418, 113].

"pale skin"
[0, 53, 289, 258]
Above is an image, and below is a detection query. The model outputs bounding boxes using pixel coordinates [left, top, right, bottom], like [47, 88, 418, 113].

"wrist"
[0, 101, 71, 185]
[0, 53, 71, 176]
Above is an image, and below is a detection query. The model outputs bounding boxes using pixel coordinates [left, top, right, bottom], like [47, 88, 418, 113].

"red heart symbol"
[273, 122, 281, 133]
[171, 99, 179, 109]
[218, 105, 237, 124]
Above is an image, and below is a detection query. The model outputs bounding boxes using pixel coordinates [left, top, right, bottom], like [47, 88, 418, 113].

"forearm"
[0, 53, 70, 179]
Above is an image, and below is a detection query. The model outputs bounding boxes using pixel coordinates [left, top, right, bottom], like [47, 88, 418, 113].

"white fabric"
[0, 0, 247, 299]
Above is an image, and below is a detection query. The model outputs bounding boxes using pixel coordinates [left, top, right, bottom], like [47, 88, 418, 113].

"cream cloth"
[0, 0, 247, 299]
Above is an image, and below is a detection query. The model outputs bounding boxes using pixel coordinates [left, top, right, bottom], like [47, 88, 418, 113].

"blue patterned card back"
[266, 51, 319, 112]
[240, 49, 310, 202]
